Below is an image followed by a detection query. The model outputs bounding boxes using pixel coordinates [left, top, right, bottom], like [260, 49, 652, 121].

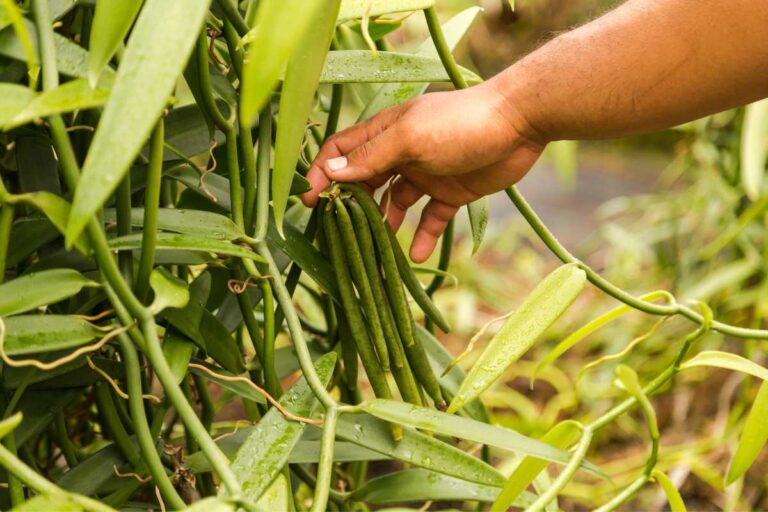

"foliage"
[0, 1, 766, 511]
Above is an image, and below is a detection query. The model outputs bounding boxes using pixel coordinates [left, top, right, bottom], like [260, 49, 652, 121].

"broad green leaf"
[66, 0, 211, 245]
[108, 233, 265, 263]
[338, 0, 434, 21]
[7, 76, 114, 129]
[12, 494, 84, 512]
[87, 0, 144, 87]
[351, 469, 535, 506]
[239, 0, 326, 125]
[219, 353, 337, 502]
[256, 473, 291, 512]
[360, 7, 481, 120]
[0, 82, 35, 126]
[188, 361, 266, 405]
[272, 0, 340, 236]
[681, 350, 768, 381]
[741, 99, 768, 200]
[103, 207, 243, 240]
[318, 50, 480, 84]
[57, 445, 125, 494]
[652, 470, 686, 512]
[358, 399, 601, 474]
[0, 269, 98, 316]
[5, 191, 90, 254]
[448, 263, 586, 413]
[533, 290, 673, 384]
[336, 412, 505, 486]
[163, 330, 197, 384]
[467, 196, 489, 255]
[184, 497, 235, 512]
[0, 0, 37, 86]
[0, 19, 99, 78]
[1, 315, 102, 355]
[726, 380, 768, 484]
[615, 365, 659, 440]
[491, 421, 581, 512]
[149, 267, 190, 314]
[16, 389, 79, 445]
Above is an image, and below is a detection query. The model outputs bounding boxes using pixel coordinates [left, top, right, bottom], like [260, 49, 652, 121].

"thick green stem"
[93, 383, 142, 467]
[310, 407, 340, 512]
[0, 204, 14, 282]
[593, 474, 649, 512]
[54, 411, 79, 468]
[240, 113, 258, 233]
[115, 174, 133, 282]
[253, 104, 272, 241]
[135, 119, 165, 301]
[118, 335, 185, 509]
[215, 0, 249, 36]
[424, 7, 469, 89]
[324, 84, 344, 140]
[222, 16, 244, 80]
[506, 186, 768, 339]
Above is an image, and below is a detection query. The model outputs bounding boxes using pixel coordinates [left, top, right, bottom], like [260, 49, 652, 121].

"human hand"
[302, 80, 546, 263]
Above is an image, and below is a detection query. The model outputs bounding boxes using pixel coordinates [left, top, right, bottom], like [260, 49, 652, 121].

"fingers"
[324, 123, 410, 182]
[410, 198, 458, 263]
[381, 177, 423, 232]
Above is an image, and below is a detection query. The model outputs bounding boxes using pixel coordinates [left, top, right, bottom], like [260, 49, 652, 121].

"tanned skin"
[303, 0, 768, 263]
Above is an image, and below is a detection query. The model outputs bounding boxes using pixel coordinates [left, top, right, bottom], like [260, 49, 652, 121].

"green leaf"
[0, 269, 98, 316]
[87, 0, 144, 87]
[615, 365, 659, 440]
[1, 315, 102, 355]
[255, 473, 291, 512]
[491, 421, 581, 512]
[351, 468, 535, 506]
[336, 412, 505, 486]
[149, 267, 190, 314]
[741, 99, 768, 201]
[0, 82, 36, 126]
[219, 353, 337, 502]
[467, 196, 488, 255]
[103, 207, 243, 240]
[7, 76, 113, 129]
[11, 493, 83, 512]
[163, 330, 197, 385]
[448, 263, 586, 413]
[188, 361, 266, 405]
[726, 380, 768, 484]
[338, 0, 434, 21]
[681, 350, 768, 381]
[272, 0, 341, 236]
[0, 412, 22, 440]
[66, 0, 211, 245]
[239, 0, 326, 125]
[5, 191, 90, 254]
[318, 50, 480, 84]
[184, 497, 235, 512]
[108, 233, 264, 263]
[360, 7, 481, 120]
[358, 399, 600, 474]
[652, 470, 687, 512]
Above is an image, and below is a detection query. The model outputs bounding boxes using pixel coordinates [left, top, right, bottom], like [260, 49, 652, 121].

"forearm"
[491, 0, 768, 142]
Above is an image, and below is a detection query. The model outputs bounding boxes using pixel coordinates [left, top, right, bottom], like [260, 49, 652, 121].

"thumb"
[323, 123, 410, 182]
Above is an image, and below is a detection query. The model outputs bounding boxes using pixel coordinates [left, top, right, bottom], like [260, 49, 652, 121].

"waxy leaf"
[188, 361, 266, 405]
[163, 331, 197, 384]
[448, 263, 586, 413]
[1, 315, 102, 355]
[336, 412, 505, 486]
[66, 0, 211, 245]
[0, 269, 98, 316]
[149, 267, 190, 314]
[491, 421, 581, 512]
[108, 233, 264, 263]
[219, 353, 337, 502]
[741, 99, 768, 200]
[338, 0, 434, 21]
[652, 470, 686, 512]
[360, 7, 481, 120]
[358, 399, 594, 471]
[351, 469, 535, 506]
[0, 83, 36, 126]
[87, 0, 144, 86]
[239, 0, 326, 125]
[272, 0, 341, 236]
[468, 196, 489, 254]
[104, 207, 243, 241]
[4, 191, 90, 254]
[184, 497, 235, 512]
[726, 380, 768, 484]
[319, 50, 481, 84]
[681, 350, 768, 381]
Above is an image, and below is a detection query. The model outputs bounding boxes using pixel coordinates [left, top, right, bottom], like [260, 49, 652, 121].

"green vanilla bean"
[134, 118, 164, 301]
[323, 207, 393, 401]
[324, 84, 344, 140]
[333, 198, 390, 370]
[346, 199, 423, 405]
[253, 104, 272, 241]
[339, 184, 416, 348]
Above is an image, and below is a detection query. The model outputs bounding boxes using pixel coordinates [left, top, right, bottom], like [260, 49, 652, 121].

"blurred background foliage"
[360, 0, 768, 509]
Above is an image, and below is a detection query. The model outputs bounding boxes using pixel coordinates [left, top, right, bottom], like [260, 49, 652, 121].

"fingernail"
[327, 156, 348, 172]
